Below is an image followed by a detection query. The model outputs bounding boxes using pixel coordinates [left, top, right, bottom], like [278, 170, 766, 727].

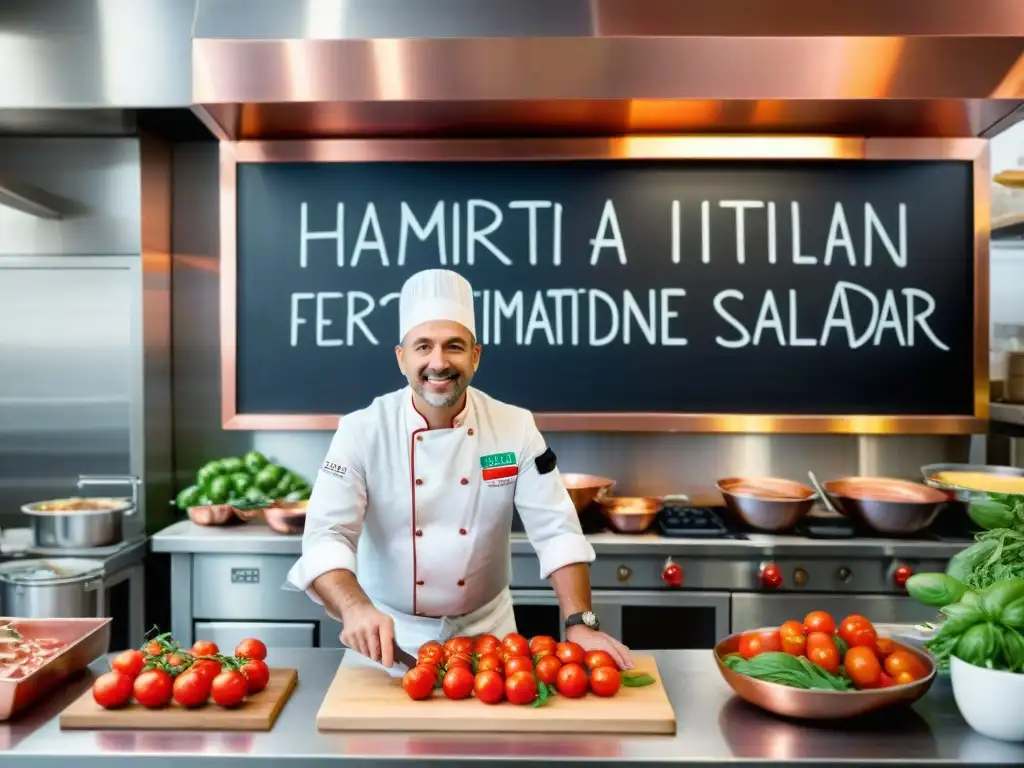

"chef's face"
[396, 321, 481, 408]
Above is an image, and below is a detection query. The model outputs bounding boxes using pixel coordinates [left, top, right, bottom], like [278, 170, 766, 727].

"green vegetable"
[980, 578, 1024, 622]
[955, 622, 999, 667]
[970, 495, 1018, 531]
[243, 450, 269, 474]
[274, 472, 298, 498]
[833, 635, 849, 658]
[939, 602, 984, 635]
[243, 487, 269, 505]
[196, 460, 225, 488]
[206, 475, 231, 504]
[722, 651, 852, 691]
[999, 626, 1024, 672]
[284, 487, 311, 502]
[228, 471, 253, 494]
[219, 457, 245, 474]
[255, 464, 285, 492]
[175, 484, 202, 510]
[946, 539, 1000, 585]
[620, 672, 656, 688]
[905, 572, 967, 607]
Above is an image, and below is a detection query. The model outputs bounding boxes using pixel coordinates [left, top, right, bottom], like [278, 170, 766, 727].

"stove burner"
[657, 506, 734, 538]
[794, 517, 856, 539]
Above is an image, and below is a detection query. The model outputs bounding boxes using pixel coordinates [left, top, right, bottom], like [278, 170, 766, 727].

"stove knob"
[893, 564, 913, 588]
[836, 566, 853, 584]
[617, 565, 632, 583]
[662, 559, 683, 588]
[793, 567, 809, 587]
[759, 561, 783, 589]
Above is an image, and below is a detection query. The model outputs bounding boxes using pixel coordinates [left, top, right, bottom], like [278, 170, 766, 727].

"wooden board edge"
[59, 668, 299, 732]
[316, 715, 677, 734]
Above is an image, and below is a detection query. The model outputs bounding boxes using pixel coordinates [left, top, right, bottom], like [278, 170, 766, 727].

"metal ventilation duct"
[192, 0, 1024, 140]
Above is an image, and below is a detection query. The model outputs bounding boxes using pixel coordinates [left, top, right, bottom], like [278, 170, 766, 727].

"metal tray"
[0, 617, 111, 721]
[920, 462, 1024, 500]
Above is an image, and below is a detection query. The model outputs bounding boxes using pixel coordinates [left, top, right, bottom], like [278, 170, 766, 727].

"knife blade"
[343, 640, 417, 670]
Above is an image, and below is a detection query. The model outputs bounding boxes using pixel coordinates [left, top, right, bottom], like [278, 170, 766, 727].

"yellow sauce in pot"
[932, 471, 1024, 494]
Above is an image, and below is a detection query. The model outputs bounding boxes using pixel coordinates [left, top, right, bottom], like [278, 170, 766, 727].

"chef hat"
[398, 269, 477, 341]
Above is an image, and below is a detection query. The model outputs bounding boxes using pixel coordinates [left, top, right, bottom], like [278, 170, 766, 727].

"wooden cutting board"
[59, 668, 297, 731]
[317, 655, 675, 734]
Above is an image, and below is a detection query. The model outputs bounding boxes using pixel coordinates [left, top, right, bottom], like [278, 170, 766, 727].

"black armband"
[535, 447, 558, 475]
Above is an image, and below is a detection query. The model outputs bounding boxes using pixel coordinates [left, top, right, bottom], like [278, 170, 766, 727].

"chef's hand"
[340, 603, 397, 668]
[565, 624, 634, 670]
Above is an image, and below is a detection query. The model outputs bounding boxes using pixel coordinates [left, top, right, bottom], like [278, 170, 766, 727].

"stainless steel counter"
[152, 520, 968, 560]
[1, 648, 1022, 767]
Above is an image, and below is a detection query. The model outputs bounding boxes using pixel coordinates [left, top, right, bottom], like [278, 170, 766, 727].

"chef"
[285, 268, 633, 671]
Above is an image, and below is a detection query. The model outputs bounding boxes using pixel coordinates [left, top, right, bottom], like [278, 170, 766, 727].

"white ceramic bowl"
[950, 655, 1024, 742]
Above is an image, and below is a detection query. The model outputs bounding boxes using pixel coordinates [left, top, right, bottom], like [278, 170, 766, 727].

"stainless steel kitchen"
[4, 0, 1024, 765]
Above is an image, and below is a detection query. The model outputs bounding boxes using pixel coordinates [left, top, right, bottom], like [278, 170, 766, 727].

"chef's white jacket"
[285, 386, 596, 619]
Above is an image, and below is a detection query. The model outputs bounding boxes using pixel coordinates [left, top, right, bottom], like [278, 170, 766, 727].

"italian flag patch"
[480, 451, 518, 482]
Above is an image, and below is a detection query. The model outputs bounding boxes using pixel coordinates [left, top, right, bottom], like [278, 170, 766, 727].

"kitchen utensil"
[921, 462, 1024, 499]
[21, 497, 135, 550]
[316, 653, 675, 733]
[807, 471, 838, 513]
[343, 641, 417, 670]
[821, 477, 950, 535]
[263, 501, 307, 535]
[0, 617, 111, 721]
[596, 496, 661, 533]
[187, 504, 236, 526]
[714, 632, 936, 720]
[0, 560, 105, 619]
[716, 477, 815, 532]
[61, 668, 297, 730]
[561, 473, 615, 513]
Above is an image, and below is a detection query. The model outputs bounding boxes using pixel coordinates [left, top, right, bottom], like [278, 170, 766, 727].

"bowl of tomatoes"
[714, 611, 937, 720]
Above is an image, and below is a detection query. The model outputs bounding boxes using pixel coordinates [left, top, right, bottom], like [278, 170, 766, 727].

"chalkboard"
[233, 159, 975, 418]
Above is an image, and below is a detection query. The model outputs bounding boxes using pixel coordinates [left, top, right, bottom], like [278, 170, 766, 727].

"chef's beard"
[414, 366, 472, 408]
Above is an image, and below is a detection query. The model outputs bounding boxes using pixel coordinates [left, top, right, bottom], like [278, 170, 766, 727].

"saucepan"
[715, 477, 816, 532]
[818, 476, 952, 535]
[561, 473, 615, 513]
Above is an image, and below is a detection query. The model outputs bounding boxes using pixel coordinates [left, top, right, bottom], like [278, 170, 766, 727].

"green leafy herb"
[722, 651, 852, 691]
[532, 679, 552, 707]
[905, 572, 968, 607]
[621, 671, 656, 687]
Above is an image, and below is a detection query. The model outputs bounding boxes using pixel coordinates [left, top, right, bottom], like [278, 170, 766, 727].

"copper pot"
[822, 477, 949, 535]
[596, 497, 661, 533]
[560, 473, 615, 513]
[716, 477, 815, 532]
[263, 501, 307, 535]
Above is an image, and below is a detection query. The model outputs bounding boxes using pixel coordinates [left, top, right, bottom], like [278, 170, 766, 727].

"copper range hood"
[192, 0, 1024, 140]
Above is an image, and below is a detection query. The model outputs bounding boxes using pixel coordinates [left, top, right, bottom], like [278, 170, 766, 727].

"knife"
[344, 640, 417, 670]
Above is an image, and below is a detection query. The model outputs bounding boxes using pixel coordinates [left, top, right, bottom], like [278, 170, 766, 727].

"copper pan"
[822, 477, 951, 535]
[262, 501, 307, 536]
[714, 631, 936, 720]
[560, 473, 615, 513]
[716, 477, 815, 532]
[596, 497, 661, 534]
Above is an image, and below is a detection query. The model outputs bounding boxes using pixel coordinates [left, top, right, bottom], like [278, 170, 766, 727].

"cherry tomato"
[583, 650, 617, 671]
[844, 646, 883, 690]
[474, 634, 500, 655]
[505, 670, 538, 705]
[501, 633, 530, 660]
[738, 630, 783, 660]
[144, 641, 164, 656]
[473, 670, 505, 704]
[895, 671, 916, 686]
[781, 634, 807, 657]
[838, 615, 877, 650]
[445, 636, 474, 656]
[535, 655, 562, 685]
[476, 651, 504, 675]
[191, 659, 222, 681]
[779, 620, 806, 640]
[234, 638, 268, 662]
[173, 669, 212, 708]
[210, 670, 248, 707]
[418, 642, 446, 666]
[878, 672, 898, 688]
[530, 635, 558, 656]
[555, 641, 585, 665]
[191, 640, 219, 657]
[505, 656, 534, 677]
[875, 637, 896, 659]
[884, 651, 927, 682]
[806, 632, 840, 675]
[446, 651, 473, 670]
[402, 665, 436, 700]
[415, 661, 440, 681]
[804, 611, 837, 636]
[111, 649, 146, 678]
[442, 666, 475, 700]
[241, 658, 270, 694]
[165, 653, 186, 669]
[589, 666, 622, 697]
[555, 662, 588, 698]
[92, 670, 134, 709]
[133, 669, 173, 708]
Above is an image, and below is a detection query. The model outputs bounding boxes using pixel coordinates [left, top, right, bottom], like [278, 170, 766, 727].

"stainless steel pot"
[821, 477, 950, 535]
[21, 498, 135, 549]
[0, 559, 105, 618]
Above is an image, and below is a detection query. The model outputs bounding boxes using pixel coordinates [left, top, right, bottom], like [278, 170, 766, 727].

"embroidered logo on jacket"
[480, 452, 518, 487]
[322, 461, 348, 479]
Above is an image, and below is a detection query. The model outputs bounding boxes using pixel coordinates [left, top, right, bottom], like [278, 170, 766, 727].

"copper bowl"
[561, 473, 616, 513]
[822, 477, 950, 535]
[713, 631, 936, 720]
[263, 501, 307, 535]
[187, 504, 236, 526]
[716, 477, 816, 532]
[596, 496, 661, 533]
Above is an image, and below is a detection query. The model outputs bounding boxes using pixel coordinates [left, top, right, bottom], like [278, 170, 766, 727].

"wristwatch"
[565, 611, 599, 632]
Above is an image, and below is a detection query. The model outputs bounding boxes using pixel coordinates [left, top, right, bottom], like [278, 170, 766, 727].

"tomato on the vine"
[504, 656, 533, 677]
[874, 637, 896, 659]
[806, 632, 840, 675]
[234, 638, 268, 662]
[738, 630, 782, 660]
[446, 651, 473, 670]
[803, 611, 836, 636]
[133, 669, 173, 708]
[191, 658, 222, 681]
[501, 633, 530, 660]
[529, 635, 557, 656]
[144, 641, 164, 656]
[442, 666, 474, 700]
[403, 665, 436, 700]
[164, 653, 186, 669]
[241, 658, 270, 694]
[474, 634, 500, 655]
[418, 642, 446, 666]
[474, 670, 505, 704]
[505, 670, 538, 705]
[555, 641, 584, 665]
[555, 662, 588, 698]
[173, 669, 212, 708]
[445, 636, 474, 656]
[844, 646, 882, 690]
[93, 670, 134, 709]
[583, 650, 617, 671]
[111, 649, 146, 678]
[191, 640, 219, 657]
[589, 666, 622, 697]
[535, 655, 562, 685]
[211, 670, 248, 707]
[476, 651, 503, 674]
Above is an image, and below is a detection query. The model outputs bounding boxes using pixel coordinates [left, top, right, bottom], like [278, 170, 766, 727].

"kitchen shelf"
[992, 213, 1024, 241]
[991, 402, 1024, 426]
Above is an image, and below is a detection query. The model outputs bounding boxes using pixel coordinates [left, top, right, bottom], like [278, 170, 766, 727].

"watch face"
[582, 611, 598, 628]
